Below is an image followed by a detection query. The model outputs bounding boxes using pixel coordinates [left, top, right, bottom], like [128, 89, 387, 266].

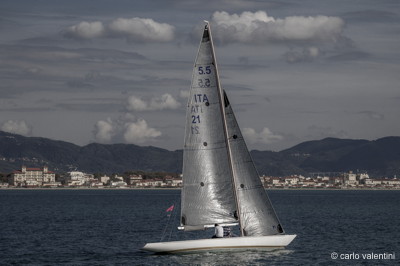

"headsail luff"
[180, 23, 237, 230]
[223, 91, 284, 236]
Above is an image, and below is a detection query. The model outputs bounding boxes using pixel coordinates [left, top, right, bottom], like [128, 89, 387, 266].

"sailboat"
[142, 21, 296, 253]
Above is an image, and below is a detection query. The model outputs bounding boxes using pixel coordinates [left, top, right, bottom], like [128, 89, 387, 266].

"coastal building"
[100, 175, 110, 185]
[10, 166, 56, 187]
[365, 178, 400, 187]
[345, 171, 359, 186]
[90, 181, 104, 187]
[359, 173, 369, 180]
[164, 176, 182, 187]
[301, 178, 316, 187]
[114, 175, 124, 181]
[66, 171, 94, 186]
[284, 176, 299, 185]
[110, 180, 128, 187]
[129, 174, 143, 186]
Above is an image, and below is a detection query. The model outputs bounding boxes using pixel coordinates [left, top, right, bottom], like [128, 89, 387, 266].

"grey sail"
[223, 91, 284, 236]
[180, 23, 237, 230]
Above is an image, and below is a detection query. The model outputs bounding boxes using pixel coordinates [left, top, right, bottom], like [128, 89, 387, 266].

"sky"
[1, 0, 399, 151]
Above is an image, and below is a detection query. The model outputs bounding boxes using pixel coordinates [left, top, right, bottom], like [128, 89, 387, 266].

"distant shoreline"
[1, 187, 399, 191]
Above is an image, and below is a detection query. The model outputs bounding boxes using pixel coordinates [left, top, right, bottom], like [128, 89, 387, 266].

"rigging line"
[168, 202, 179, 241]
[160, 203, 174, 242]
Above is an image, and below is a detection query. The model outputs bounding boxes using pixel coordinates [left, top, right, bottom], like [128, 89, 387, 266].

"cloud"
[1, 120, 32, 136]
[65, 17, 175, 42]
[210, 10, 345, 44]
[93, 119, 114, 143]
[123, 119, 162, 144]
[108, 18, 175, 42]
[126, 93, 181, 111]
[179, 89, 190, 99]
[93, 92, 179, 144]
[242, 127, 283, 145]
[93, 115, 161, 145]
[65, 21, 105, 39]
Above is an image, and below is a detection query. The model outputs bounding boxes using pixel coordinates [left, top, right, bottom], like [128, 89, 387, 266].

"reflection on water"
[166, 249, 294, 265]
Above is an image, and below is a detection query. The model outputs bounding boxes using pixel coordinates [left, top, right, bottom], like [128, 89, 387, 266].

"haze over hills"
[0, 131, 399, 177]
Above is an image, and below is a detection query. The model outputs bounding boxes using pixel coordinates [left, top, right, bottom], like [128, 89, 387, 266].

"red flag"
[166, 205, 174, 212]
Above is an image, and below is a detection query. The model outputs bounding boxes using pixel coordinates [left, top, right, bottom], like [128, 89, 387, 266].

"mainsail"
[180, 23, 237, 230]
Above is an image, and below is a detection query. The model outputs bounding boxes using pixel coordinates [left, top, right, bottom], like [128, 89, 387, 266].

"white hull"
[142, 234, 296, 253]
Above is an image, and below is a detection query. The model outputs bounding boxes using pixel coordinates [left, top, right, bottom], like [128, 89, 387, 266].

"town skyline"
[2, 165, 399, 190]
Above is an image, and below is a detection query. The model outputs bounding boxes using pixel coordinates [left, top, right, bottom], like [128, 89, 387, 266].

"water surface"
[1, 189, 399, 265]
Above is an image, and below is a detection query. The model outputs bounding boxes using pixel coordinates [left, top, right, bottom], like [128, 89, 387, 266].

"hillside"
[0, 131, 399, 177]
[0, 131, 182, 174]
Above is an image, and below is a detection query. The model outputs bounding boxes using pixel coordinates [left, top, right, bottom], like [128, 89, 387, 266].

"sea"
[1, 189, 399, 265]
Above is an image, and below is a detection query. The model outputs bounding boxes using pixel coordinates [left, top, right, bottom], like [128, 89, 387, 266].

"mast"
[206, 21, 244, 236]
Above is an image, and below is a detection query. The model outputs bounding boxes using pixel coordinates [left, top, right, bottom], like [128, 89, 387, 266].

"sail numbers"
[198, 78, 210, 88]
[191, 105, 202, 134]
[198, 66, 211, 75]
[189, 69, 211, 135]
[191, 115, 201, 123]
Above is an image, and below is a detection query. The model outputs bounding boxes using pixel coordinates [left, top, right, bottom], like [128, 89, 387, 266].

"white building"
[114, 175, 124, 181]
[164, 177, 182, 187]
[110, 180, 128, 187]
[66, 171, 93, 186]
[284, 176, 299, 185]
[345, 171, 359, 185]
[359, 173, 369, 180]
[11, 166, 56, 187]
[100, 175, 110, 185]
[129, 175, 143, 186]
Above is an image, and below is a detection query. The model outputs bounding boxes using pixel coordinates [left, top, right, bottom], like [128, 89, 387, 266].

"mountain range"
[0, 131, 399, 177]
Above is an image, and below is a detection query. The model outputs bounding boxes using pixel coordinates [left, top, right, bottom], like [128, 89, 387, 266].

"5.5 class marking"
[198, 66, 211, 75]
[198, 78, 210, 88]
